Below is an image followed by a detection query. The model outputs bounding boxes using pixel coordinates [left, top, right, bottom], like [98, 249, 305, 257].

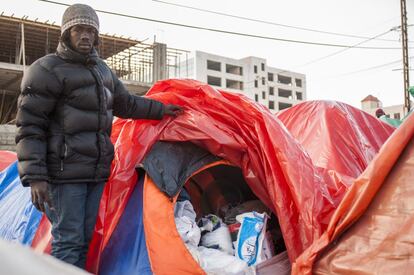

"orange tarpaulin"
[292, 112, 414, 274]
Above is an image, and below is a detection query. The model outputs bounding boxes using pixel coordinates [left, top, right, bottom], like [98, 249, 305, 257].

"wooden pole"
[400, 0, 410, 113]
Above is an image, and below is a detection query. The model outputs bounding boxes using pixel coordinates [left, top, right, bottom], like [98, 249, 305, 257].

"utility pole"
[400, 0, 410, 114]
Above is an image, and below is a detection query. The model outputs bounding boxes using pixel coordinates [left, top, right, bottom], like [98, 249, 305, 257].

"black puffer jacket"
[15, 42, 165, 186]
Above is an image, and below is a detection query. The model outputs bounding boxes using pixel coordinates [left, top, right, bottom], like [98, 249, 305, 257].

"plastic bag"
[186, 244, 250, 275]
[235, 212, 268, 266]
[174, 201, 201, 246]
[199, 215, 233, 255]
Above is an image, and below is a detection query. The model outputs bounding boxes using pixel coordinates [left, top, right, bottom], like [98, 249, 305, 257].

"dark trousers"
[45, 182, 105, 269]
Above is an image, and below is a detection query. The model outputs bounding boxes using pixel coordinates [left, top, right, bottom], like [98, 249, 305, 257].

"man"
[375, 108, 402, 127]
[375, 108, 386, 118]
[15, 4, 181, 269]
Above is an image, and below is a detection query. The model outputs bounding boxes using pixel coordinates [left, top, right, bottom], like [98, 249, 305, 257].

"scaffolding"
[105, 42, 189, 84]
[0, 13, 190, 123]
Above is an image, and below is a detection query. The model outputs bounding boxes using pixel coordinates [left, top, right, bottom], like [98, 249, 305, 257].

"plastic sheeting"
[85, 79, 394, 273]
[31, 214, 52, 253]
[380, 115, 402, 127]
[0, 161, 42, 245]
[277, 100, 394, 178]
[0, 150, 17, 171]
[292, 113, 414, 274]
[277, 101, 395, 207]
[0, 151, 50, 250]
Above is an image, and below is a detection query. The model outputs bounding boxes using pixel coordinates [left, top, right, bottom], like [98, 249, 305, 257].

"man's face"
[69, 24, 97, 54]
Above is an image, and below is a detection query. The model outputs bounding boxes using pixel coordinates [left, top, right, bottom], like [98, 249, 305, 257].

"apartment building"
[182, 51, 306, 113]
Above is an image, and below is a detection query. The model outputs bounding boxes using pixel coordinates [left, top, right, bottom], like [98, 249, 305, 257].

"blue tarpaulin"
[0, 161, 42, 245]
[0, 161, 153, 273]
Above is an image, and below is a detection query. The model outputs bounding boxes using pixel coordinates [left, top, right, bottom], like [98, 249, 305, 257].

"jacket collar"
[56, 42, 99, 65]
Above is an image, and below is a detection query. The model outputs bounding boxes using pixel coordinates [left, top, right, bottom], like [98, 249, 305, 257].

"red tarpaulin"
[0, 151, 16, 171]
[82, 79, 393, 273]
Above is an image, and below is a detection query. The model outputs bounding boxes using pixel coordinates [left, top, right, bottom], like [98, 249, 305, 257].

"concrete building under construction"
[0, 13, 190, 124]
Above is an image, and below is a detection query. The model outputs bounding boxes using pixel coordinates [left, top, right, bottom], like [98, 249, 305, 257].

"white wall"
[0, 124, 16, 151]
[362, 100, 407, 120]
[192, 51, 306, 113]
[383, 105, 405, 120]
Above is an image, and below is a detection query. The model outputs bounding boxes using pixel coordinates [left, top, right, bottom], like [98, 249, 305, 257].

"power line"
[331, 56, 414, 77]
[299, 30, 393, 67]
[152, 0, 402, 43]
[39, 0, 408, 50]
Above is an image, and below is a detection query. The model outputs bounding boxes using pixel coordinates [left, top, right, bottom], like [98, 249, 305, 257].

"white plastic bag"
[235, 212, 268, 266]
[186, 244, 250, 275]
[175, 200, 197, 221]
[199, 215, 233, 255]
[174, 201, 201, 246]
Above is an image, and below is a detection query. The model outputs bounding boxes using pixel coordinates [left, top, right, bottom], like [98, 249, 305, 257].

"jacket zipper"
[90, 67, 102, 179]
[60, 142, 68, 171]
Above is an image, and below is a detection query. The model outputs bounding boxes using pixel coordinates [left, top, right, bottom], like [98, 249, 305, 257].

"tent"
[0, 79, 394, 274]
[292, 105, 414, 274]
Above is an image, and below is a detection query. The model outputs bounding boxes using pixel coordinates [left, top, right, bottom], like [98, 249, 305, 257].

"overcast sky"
[2, 0, 413, 108]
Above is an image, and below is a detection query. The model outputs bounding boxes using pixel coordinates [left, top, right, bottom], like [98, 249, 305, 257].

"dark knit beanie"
[61, 4, 99, 34]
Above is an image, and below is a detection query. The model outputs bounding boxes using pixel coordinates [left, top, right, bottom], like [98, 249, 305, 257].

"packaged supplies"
[235, 212, 268, 266]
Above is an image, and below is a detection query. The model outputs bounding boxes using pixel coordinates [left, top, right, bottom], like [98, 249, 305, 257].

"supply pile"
[175, 194, 285, 274]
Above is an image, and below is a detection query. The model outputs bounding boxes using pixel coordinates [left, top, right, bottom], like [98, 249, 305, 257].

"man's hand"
[164, 104, 183, 117]
[30, 181, 53, 212]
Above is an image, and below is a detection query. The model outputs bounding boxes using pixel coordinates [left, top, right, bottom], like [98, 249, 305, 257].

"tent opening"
[182, 163, 287, 255]
[142, 141, 291, 274]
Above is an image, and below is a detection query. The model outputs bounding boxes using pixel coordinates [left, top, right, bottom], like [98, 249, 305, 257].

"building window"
[262, 91, 266, 99]
[278, 74, 292, 85]
[226, 64, 243, 75]
[279, 102, 292, 110]
[269, 100, 274, 110]
[207, 60, 221, 71]
[278, 88, 292, 98]
[295, 78, 302, 87]
[268, 73, 274, 81]
[254, 65, 258, 74]
[262, 77, 265, 85]
[207, 75, 221, 86]
[261, 63, 265, 71]
[296, 92, 303, 100]
[255, 94, 258, 102]
[269, 87, 274, 95]
[394, 113, 401, 120]
[254, 80, 258, 88]
[226, 79, 244, 90]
